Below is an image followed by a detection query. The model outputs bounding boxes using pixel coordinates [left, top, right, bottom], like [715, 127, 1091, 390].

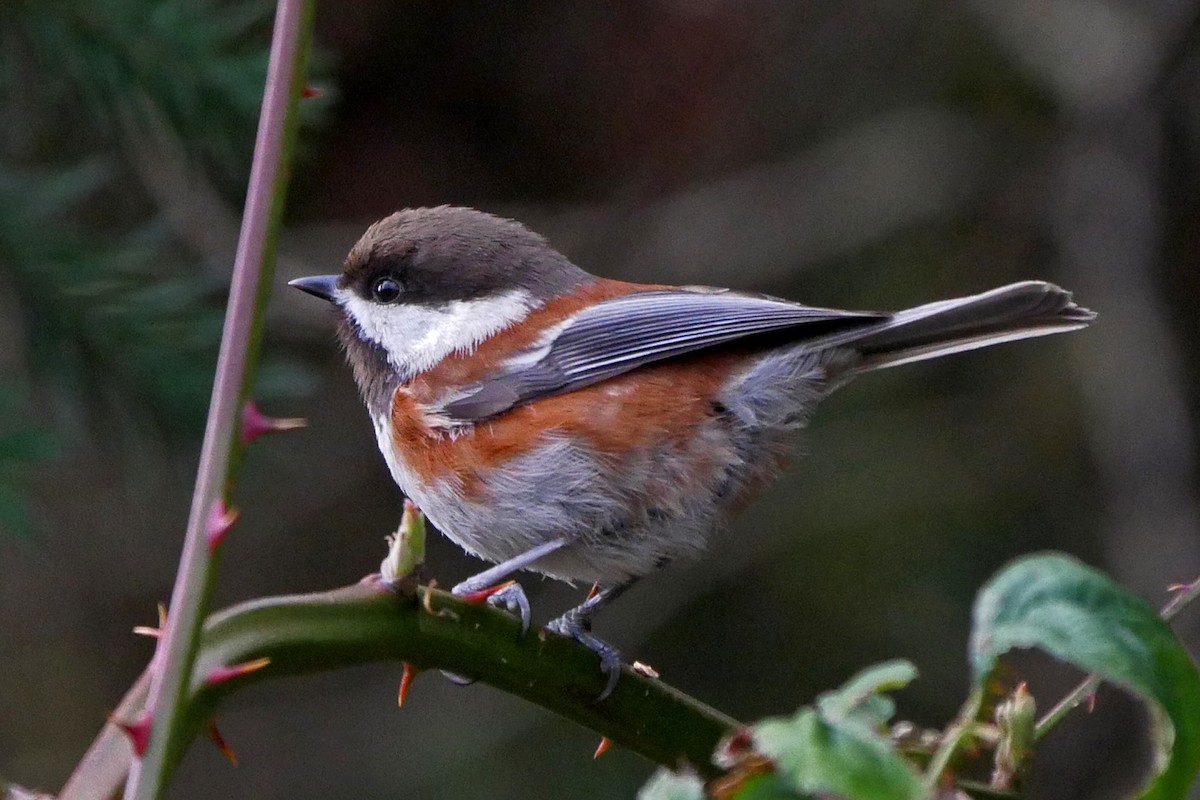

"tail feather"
[837, 281, 1095, 371]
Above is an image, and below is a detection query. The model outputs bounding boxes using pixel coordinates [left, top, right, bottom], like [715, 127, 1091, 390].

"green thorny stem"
[62, 584, 740, 800]
[122, 2, 315, 798]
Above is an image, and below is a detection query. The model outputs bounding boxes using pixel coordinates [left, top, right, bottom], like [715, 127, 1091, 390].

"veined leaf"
[971, 553, 1200, 800]
[753, 708, 923, 800]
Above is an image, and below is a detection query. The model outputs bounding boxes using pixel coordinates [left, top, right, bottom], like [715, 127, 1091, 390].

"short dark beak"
[288, 275, 339, 302]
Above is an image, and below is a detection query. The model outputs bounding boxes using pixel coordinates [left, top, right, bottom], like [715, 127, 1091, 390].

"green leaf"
[721, 773, 815, 800]
[637, 768, 704, 800]
[753, 709, 923, 800]
[971, 553, 1200, 800]
[738, 662, 922, 800]
[816, 659, 918, 730]
[639, 661, 920, 800]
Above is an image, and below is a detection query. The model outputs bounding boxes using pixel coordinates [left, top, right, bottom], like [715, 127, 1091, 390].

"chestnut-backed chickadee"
[291, 205, 1094, 696]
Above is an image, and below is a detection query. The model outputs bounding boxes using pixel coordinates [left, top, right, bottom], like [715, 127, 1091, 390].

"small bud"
[398, 661, 421, 707]
[593, 737, 612, 759]
[712, 728, 756, 770]
[300, 85, 320, 99]
[207, 720, 238, 765]
[381, 500, 426, 587]
[207, 500, 240, 553]
[240, 400, 306, 445]
[992, 682, 1036, 790]
[110, 711, 153, 757]
[204, 657, 272, 687]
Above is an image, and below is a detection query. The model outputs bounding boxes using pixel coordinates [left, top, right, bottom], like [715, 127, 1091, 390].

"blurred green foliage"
[0, 0, 317, 534]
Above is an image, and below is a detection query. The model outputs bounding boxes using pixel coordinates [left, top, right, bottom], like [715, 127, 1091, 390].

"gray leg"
[441, 537, 573, 688]
[451, 537, 571, 633]
[546, 582, 634, 701]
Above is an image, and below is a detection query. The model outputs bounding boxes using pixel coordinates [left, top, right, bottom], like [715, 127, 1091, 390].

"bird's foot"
[439, 579, 532, 688]
[546, 604, 622, 702]
[453, 578, 532, 634]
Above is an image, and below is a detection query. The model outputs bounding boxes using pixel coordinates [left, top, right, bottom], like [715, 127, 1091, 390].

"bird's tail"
[835, 281, 1095, 371]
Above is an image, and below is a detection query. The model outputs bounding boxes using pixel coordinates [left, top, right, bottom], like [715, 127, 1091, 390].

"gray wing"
[441, 288, 884, 421]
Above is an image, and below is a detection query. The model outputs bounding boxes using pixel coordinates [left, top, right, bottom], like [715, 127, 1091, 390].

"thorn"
[300, 85, 320, 99]
[133, 602, 169, 638]
[110, 711, 152, 757]
[586, 583, 601, 602]
[204, 657, 272, 687]
[1168, 582, 1193, 594]
[593, 736, 612, 759]
[632, 660, 660, 679]
[241, 400, 306, 445]
[460, 579, 517, 606]
[207, 720, 238, 765]
[418, 579, 459, 621]
[398, 661, 421, 707]
[421, 578, 442, 616]
[207, 500, 240, 553]
[1086, 690, 1097, 714]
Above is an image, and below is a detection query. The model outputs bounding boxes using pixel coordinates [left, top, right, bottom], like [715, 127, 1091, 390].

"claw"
[546, 615, 622, 701]
[454, 579, 532, 634]
[440, 670, 476, 686]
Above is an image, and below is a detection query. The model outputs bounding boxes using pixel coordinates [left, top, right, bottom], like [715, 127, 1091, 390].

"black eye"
[371, 275, 402, 304]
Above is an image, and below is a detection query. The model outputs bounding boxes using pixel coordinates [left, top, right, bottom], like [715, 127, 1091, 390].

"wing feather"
[442, 289, 883, 420]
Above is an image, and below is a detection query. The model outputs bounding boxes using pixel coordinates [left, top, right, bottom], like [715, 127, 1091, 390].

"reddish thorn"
[207, 720, 238, 765]
[460, 580, 516, 606]
[398, 661, 421, 707]
[241, 400, 307, 445]
[204, 657, 271, 688]
[110, 711, 152, 757]
[300, 85, 320, 99]
[593, 736, 612, 759]
[1168, 583, 1191, 593]
[1086, 691, 1098, 714]
[586, 583, 601, 602]
[207, 500, 240, 553]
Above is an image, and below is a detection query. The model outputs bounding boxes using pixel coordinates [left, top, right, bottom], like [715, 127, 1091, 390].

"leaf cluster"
[641, 554, 1200, 800]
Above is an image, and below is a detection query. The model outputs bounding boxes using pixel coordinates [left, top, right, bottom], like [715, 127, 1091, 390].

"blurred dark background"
[3, 1, 1200, 798]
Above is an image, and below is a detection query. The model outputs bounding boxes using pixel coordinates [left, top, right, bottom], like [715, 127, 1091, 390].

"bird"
[290, 205, 1094, 697]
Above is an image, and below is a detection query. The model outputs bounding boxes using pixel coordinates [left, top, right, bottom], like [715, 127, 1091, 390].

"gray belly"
[375, 346, 836, 585]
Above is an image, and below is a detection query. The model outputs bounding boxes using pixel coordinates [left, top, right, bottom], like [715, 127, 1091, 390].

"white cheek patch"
[338, 288, 535, 378]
